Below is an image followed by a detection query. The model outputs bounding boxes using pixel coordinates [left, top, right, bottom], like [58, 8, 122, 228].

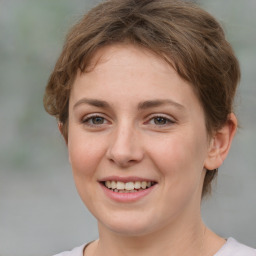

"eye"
[82, 115, 108, 127]
[152, 116, 169, 125]
[147, 115, 175, 127]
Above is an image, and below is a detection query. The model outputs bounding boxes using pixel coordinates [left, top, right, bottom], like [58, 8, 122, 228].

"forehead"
[75, 44, 188, 94]
[72, 43, 197, 100]
[85, 43, 174, 75]
[70, 44, 202, 112]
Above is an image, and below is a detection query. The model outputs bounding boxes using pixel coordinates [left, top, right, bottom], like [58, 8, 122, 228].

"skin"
[65, 44, 237, 256]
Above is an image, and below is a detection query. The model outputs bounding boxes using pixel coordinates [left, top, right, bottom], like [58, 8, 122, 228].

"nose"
[106, 125, 144, 168]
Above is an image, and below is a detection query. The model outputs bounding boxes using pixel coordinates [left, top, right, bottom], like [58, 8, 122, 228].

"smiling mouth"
[102, 181, 157, 193]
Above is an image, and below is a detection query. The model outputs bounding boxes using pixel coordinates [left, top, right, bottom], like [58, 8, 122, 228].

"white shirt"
[53, 238, 256, 256]
[214, 238, 256, 256]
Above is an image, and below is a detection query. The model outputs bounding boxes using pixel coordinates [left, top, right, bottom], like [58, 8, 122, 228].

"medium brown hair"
[44, 0, 240, 197]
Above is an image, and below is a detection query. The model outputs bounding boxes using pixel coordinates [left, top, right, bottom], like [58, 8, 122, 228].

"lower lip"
[100, 183, 156, 203]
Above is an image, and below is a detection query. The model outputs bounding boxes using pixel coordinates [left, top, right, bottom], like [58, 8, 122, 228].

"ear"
[204, 113, 237, 170]
[58, 122, 68, 145]
[58, 122, 71, 163]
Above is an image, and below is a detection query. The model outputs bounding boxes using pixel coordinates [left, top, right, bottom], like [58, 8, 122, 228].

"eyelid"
[80, 112, 175, 128]
[147, 113, 175, 121]
[81, 113, 111, 127]
[145, 113, 176, 126]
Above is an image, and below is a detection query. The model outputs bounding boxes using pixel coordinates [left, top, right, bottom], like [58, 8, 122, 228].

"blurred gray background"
[0, 0, 255, 255]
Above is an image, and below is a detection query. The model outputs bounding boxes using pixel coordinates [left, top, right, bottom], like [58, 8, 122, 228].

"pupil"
[154, 117, 166, 125]
[93, 117, 104, 124]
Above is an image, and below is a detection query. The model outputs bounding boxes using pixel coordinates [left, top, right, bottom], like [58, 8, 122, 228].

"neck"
[91, 174, 209, 256]
[95, 217, 206, 256]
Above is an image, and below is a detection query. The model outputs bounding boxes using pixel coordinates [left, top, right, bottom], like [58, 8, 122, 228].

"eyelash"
[146, 115, 175, 127]
[81, 114, 175, 128]
[81, 114, 109, 127]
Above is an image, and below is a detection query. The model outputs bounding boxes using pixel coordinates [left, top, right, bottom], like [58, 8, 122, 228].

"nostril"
[106, 132, 144, 166]
[106, 149, 144, 167]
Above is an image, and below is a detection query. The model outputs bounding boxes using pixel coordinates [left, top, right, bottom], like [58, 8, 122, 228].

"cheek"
[67, 131, 108, 205]
[147, 131, 207, 184]
[68, 130, 106, 178]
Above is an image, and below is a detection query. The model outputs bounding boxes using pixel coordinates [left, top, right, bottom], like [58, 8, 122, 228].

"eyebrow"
[73, 98, 111, 109]
[137, 99, 185, 110]
[73, 98, 185, 110]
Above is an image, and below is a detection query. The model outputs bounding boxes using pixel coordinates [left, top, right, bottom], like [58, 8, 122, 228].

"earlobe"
[58, 122, 71, 163]
[58, 122, 68, 145]
[204, 113, 237, 170]
[58, 122, 63, 134]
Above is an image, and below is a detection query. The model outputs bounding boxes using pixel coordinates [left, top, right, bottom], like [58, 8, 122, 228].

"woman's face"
[67, 44, 212, 236]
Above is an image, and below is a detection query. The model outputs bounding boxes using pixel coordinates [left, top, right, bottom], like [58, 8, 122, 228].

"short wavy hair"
[44, 0, 240, 197]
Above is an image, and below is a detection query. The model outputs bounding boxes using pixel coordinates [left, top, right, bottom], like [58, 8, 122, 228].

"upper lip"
[98, 176, 157, 183]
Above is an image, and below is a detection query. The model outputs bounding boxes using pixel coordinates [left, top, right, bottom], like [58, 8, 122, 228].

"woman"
[44, 0, 256, 255]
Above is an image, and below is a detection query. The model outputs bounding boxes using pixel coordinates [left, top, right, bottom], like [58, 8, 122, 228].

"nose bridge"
[107, 120, 143, 167]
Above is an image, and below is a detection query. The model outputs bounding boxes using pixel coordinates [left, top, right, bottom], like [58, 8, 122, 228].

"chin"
[97, 210, 164, 237]
[104, 222, 155, 237]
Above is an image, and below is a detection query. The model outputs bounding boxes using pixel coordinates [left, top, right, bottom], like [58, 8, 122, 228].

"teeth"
[134, 181, 141, 189]
[111, 181, 117, 189]
[116, 181, 125, 190]
[125, 182, 134, 190]
[105, 181, 111, 188]
[141, 181, 147, 189]
[104, 180, 155, 192]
